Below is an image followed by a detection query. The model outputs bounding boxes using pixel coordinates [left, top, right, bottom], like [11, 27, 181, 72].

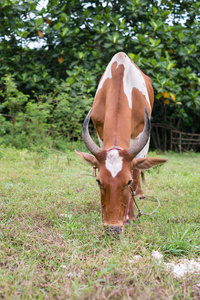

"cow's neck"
[103, 104, 132, 150]
[103, 127, 131, 150]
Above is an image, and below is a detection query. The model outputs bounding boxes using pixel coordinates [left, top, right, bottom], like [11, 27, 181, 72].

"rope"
[129, 187, 160, 220]
[82, 169, 160, 221]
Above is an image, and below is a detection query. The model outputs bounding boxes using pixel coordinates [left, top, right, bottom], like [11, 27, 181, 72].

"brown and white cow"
[76, 52, 167, 233]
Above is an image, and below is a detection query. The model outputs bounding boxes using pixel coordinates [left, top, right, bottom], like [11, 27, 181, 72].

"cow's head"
[76, 108, 167, 233]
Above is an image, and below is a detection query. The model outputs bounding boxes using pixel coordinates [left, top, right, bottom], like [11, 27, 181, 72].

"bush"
[0, 69, 97, 149]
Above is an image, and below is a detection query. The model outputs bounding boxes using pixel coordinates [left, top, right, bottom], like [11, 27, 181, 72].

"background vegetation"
[0, 0, 200, 150]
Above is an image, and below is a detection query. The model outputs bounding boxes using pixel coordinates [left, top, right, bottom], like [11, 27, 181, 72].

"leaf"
[37, 30, 43, 38]
[169, 92, 176, 101]
[162, 92, 169, 98]
[78, 52, 84, 60]
[60, 13, 68, 22]
[58, 56, 64, 64]
[21, 31, 29, 38]
[42, 72, 48, 79]
[33, 74, 38, 82]
[152, 7, 157, 14]
[178, 32, 183, 41]
[138, 34, 146, 42]
[119, 19, 126, 29]
[45, 18, 51, 25]
[129, 53, 140, 61]
[36, 18, 43, 26]
[62, 27, 69, 36]
[55, 22, 62, 30]
[167, 62, 176, 71]
[164, 99, 170, 105]
[74, 28, 80, 34]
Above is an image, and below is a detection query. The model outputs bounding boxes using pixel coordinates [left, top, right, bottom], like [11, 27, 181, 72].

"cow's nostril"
[105, 225, 123, 235]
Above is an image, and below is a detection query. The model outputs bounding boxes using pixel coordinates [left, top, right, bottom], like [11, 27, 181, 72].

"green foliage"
[0, 0, 200, 148]
[0, 72, 96, 149]
[53, 66, 97, 139]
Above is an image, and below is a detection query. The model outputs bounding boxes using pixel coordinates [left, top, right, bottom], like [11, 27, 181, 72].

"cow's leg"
[136, 176, 145, 199]
[127, 193, 135, 221]
[132, 169, 145, 199]
[126, 170, 144, 224]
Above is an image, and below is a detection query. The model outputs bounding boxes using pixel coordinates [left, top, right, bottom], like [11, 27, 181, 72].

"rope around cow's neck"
[92, 167, 160, 222]
[129, 187, 160, 220]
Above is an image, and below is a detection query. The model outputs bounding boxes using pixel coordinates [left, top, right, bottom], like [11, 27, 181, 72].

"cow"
[76, 52, 167, 233]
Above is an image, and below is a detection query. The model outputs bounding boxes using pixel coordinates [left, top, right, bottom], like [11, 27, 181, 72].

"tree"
[0, 0, 199, 148]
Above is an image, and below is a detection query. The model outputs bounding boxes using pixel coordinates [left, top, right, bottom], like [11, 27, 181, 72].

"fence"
[1, 113, 200, 152]
[151, 123, 200, 152]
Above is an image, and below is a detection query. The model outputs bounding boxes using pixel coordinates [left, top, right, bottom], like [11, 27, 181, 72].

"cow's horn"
[82, 108, 101, 156]
[127, 107, 151, 158]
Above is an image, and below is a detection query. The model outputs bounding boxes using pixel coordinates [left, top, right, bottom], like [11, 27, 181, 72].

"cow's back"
[91, 52, 154, 150]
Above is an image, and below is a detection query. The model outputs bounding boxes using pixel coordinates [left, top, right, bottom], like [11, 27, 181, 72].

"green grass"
[0, 146, 200, 299]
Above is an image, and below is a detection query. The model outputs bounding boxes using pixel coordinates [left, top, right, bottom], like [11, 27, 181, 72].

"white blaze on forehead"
[96, 52, 150, 109]
[105, 149, 123, 178]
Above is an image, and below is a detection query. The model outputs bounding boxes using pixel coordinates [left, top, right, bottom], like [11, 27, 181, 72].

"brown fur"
[76, 52, 167, 227]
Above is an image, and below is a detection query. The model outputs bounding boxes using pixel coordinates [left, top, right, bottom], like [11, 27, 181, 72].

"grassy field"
[0, 146, 200, 299]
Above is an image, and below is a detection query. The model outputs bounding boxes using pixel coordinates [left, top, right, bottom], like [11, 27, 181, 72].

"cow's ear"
[75, 150, 99, 167]
[133, 157, 167, 170]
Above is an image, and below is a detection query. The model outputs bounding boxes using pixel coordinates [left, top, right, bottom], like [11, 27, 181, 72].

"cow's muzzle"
[105, 225, 123, 235]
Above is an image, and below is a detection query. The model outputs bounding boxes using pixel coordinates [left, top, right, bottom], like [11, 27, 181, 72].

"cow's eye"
[127, 179, 132, 186]
[96, 179, 101, 186]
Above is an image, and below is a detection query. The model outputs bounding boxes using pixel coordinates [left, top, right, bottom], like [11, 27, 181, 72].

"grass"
[0, 145, 200, 299]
